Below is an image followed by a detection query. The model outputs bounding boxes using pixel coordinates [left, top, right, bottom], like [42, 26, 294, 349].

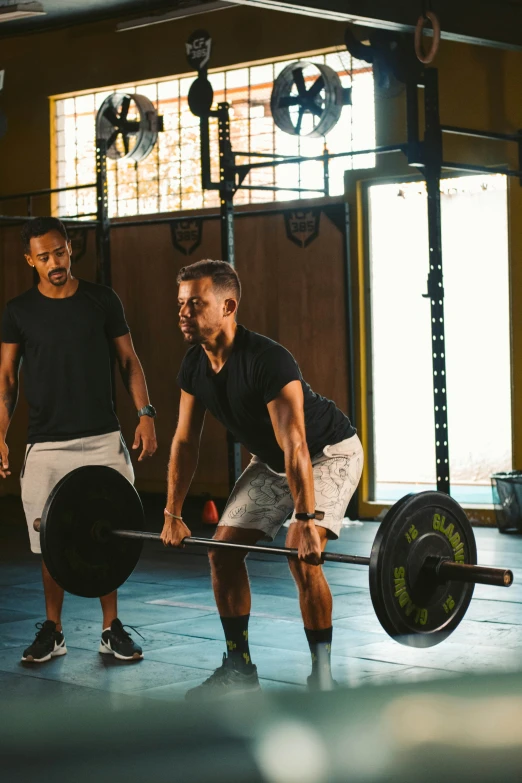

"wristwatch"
[295, 511, 325, 521]
[137, 404, 157, 418]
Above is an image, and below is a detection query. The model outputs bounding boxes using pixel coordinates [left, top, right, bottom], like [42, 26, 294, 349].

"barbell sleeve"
[436, 559, 513, 587]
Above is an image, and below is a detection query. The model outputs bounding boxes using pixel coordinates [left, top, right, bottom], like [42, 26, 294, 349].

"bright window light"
[52, 48, 375, 218]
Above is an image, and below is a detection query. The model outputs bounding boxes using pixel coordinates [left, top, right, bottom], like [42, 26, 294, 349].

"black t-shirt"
[177, 325, 355, 472]
[1, 279, 129, 443]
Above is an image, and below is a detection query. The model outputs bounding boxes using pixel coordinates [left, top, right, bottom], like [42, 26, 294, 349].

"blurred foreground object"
[2, 670, 522, 782]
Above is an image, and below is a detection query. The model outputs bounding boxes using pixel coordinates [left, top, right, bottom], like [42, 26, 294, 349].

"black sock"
[304, 626, 333, 678]
[220, 615, 252, 669]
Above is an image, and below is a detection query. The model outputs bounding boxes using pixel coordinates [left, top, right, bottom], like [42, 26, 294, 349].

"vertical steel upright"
[218, 103, 242, 490]
[95, 139, 111, 287]
[423, 69, 450, 495]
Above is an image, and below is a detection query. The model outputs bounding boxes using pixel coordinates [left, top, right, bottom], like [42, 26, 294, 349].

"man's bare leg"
[209, 526, 264, 669]
[42, 559, 64, 631]
[100, 591, 118, 630]
[286, 524, 335, 688]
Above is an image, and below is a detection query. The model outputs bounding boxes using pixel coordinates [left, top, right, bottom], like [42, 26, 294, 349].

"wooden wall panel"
[235, 208, 349, 416]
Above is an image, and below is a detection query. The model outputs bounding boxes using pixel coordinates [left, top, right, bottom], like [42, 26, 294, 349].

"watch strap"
[138, 404, 156, 418]
[295, 510, 325, 521]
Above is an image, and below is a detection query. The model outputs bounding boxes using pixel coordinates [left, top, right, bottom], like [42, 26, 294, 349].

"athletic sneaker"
[307, 672, 338, 691]
[21, 620, 67, 663]
[99, 618, 144, 661]
[185, 653, 261, 701]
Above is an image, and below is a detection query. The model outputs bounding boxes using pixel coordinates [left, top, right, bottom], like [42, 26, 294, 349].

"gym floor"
[1, 493, 521, 702]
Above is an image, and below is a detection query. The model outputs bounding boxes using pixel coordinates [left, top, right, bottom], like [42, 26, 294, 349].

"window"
[52, 48, 375, 219]
[367, 174, 512, 505]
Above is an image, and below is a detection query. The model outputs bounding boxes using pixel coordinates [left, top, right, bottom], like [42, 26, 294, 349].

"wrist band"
[164, 509, 183, 521]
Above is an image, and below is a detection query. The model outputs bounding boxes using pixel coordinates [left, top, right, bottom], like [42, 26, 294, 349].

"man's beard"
[48, 269, 67, 286]
[180, 321, 215, 344]
[183, 332, 203, 344]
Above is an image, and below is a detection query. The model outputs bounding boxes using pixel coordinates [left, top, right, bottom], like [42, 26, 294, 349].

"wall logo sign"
[284, 209, 321, 248]
[68, 228, 88, 264]
[170, 218, 203, 256]
[186, 30, 212, 72]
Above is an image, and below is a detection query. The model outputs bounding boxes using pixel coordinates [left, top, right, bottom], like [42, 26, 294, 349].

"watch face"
[140, 405, 156, 417]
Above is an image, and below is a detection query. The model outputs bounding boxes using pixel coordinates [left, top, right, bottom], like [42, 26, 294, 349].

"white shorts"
[20, 430, 135, 554]
[219, 433, 364, 540]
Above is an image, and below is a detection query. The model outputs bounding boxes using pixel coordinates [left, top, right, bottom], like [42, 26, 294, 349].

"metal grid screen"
[53, 48, 375, 219]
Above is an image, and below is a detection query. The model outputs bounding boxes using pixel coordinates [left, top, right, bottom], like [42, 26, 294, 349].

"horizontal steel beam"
[232, 0, 522, 51]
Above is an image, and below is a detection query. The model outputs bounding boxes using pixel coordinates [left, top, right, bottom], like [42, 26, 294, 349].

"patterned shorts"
[219, 433, 364, 540]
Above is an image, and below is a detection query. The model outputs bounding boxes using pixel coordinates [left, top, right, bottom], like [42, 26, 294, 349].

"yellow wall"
[1, 8, 522, 515]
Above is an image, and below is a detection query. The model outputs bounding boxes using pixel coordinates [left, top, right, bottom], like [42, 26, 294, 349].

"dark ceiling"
[234, 0, 522, 50]
[0, 0, 198, 35]
[1, 0, 522, 49]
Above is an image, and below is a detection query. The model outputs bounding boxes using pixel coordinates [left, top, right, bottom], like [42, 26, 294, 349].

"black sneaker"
[185, 653, 261, 701]
[307, 672, 338, 691]
[21, 620, 67, 663]
[99, 619, 143, 661]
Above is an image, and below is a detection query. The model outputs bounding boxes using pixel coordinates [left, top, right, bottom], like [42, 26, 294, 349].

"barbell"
[36, 465, 513, 649]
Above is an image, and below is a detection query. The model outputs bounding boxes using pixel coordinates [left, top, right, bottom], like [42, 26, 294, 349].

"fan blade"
[295, 107, 304, 136]
[122, 121, 141, 135]
[278, 96, 301, 108]
[107, 129, 120, 149]
[308, 75, 325, 100]
[292, 68, 307, 97]
[102, 107, 121, 128]
[310, 101, 324, 118]
[120, 95, 131, 121]
[123, 133, 130, 155]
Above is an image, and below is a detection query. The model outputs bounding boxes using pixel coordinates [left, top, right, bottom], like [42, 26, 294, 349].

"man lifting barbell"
[0, 217, 157, 664]
[161, 259, 364, 696]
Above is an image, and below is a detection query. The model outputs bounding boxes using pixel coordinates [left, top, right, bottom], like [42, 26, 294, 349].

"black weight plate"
[369, 492, 477, 648]
[40, 466, 144, 598]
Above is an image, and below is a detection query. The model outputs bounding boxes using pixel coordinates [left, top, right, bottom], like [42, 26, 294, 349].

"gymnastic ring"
[415, 11, 441, 65]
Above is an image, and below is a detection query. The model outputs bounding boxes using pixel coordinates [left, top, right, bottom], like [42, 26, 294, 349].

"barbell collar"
[435, 558, 513, 587]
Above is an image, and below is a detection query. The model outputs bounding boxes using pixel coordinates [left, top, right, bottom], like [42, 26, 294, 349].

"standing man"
[161, 259, 363, 697]
[0, 217, 157, 663]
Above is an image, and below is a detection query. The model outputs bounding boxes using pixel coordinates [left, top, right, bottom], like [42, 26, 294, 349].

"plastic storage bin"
[491, 471, 522, 533]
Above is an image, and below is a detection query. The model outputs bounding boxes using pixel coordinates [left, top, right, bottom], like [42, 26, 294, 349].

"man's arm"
[113, 333, 157, 461]
[161, 390, 206, 547]
[0, 342, 22, 479]
[267, 380, 322, 564]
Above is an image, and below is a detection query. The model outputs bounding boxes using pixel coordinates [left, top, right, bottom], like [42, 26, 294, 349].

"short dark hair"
[21, 217, 69, 255]
[177, 259, 241, 302]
